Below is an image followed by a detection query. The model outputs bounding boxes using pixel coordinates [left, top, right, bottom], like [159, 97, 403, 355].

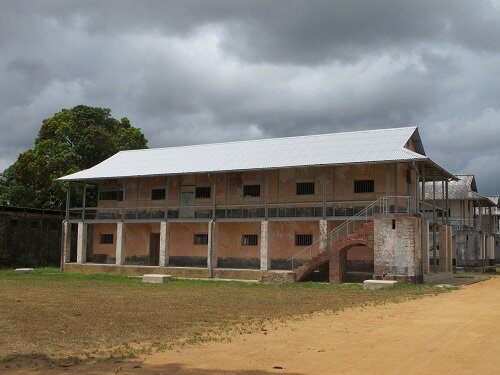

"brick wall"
[0, 207, 64, 267]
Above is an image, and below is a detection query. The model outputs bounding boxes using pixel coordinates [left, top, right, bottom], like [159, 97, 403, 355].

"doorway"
[180, 185, 195, 218]
[149, 233, 160, 266]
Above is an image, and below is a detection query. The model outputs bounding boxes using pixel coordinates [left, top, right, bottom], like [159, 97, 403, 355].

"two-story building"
[59, 126, 455, 283]
[424, 175, 496, 270]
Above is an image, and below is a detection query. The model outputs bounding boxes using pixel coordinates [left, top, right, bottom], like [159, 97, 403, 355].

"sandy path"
[5, 277, 500, 375]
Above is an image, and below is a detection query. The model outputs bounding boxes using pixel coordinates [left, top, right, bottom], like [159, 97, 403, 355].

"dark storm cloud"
[0, 0, 500, 194]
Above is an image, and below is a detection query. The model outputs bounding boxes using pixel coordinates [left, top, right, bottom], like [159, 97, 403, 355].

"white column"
[260, 220, 270, 270]
[116, 222, 125, 265]
[319, 219, 328, 253]
[421, 219, 429, 274]
[447, 225, 453, 272]
[63, 221, 72, 263]
[159, 221, 169, 267]
[207, 221, 217, 277]
[76, 221, 87, 264]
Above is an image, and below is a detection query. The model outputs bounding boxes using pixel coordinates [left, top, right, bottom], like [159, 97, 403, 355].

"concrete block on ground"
[142, 274, 171, 283]
[15, 268, 34, 274]
[363, 279, 398, 290]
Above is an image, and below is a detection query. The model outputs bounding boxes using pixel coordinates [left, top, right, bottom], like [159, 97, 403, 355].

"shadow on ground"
[1, 354, 304, 375]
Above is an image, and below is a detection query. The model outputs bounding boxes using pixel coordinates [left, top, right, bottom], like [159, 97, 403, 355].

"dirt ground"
[4, 277, 500, 375]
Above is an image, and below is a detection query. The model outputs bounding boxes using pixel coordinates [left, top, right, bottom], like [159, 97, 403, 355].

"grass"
[0, 268, 448, 364]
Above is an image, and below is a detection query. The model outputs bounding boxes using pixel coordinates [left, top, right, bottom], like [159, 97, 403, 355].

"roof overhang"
[417, 159, 457, 182]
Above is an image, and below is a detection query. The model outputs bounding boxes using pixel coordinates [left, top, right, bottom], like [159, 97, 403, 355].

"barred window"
[151, 188, 166, 200]
[193, 233, 209, 245]
[195, 186, 211, 199]
[243, 184, 260, 197]
[354, 180, 374, 193]
[295, 234, 313, 246]
[100, 234, 114, 244]
[242, 234, 258, 246]
[99, 190, 123, 201]
[296, 182, 315, 195]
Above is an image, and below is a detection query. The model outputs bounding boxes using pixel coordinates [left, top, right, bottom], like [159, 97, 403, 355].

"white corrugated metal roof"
[424, 175, 495, 206]
[59, 126, 431, 181]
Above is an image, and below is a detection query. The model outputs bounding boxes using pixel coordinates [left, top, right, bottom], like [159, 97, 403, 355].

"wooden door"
[180, 185, 195, 218]
[149, 233, 160, 266]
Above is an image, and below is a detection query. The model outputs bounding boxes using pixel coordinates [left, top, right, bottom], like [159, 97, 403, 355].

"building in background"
[424, 175, 497, 271]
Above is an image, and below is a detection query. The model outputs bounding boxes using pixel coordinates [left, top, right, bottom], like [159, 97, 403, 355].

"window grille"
[243, 184, 260, 197]
[296, 182, 315, 195]
[99, 190, 123, 201]
[195, 186, 211, 199]
[100, 234, 114, 244]
[354, 180, 374, 193]
[295, 234, 313, 246]
[242, 234, 258, 246]
[151, 188, 166, 200]
[193, 233, 209, 245]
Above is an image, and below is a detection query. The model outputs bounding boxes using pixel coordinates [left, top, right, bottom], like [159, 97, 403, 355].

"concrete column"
[319, 219, 328, 253]
[447, 225, 453, 272]
[207, 221, 217, 277]
[260, 220, 270, 270]
[76, 221, 87, 264]
[385, 163, 391, 212]
[421, 219, 429, 274]
[159, 221, 169, 267]
[439, 225, 449, 272]
[63, 221, 72, 263]
[116, 222, 125, 265]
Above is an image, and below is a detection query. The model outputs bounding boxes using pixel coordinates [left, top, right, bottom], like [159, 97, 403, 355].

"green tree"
[0, 105, 148, 209]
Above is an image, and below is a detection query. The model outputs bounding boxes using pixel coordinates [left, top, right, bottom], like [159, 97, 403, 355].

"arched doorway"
[344, 245, 374, 282]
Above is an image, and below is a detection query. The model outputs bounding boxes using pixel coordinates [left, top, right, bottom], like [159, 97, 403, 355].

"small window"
[295, 234, 313, 246]
[99, 190, 123, 201]
[296, 182, 315, 195]
[354, 180, 374, 193]
[100, 234, 114, 244]
[30, 221, 38, 229]
[193, 233, 209, 245]
[243, 184, 260, 197]
[406, 169, 412, 185]
[151, 188, 166, 200]
[195, 187, 211, 199]
[10, 219, 18, 228]
[242, 234, 258, 246]
[392, 219, 396, 230]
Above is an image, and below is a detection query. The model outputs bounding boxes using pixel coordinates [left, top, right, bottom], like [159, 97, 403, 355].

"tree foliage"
[0, 105, 148, 209]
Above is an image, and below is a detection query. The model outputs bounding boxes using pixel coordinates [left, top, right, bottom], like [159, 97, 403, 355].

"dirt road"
[6, 277, 500, 374]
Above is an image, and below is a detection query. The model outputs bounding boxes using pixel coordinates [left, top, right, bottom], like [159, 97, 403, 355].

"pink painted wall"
[216, 222, 260, 258]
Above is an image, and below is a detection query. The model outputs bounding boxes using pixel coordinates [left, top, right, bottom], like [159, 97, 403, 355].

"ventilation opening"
[392, 220, 396, 230]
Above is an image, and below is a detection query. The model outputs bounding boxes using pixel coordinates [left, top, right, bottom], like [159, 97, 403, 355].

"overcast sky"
[1, 0, 500, 194]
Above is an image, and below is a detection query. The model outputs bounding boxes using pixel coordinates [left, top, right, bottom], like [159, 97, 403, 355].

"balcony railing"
[68, 196, 416, 221]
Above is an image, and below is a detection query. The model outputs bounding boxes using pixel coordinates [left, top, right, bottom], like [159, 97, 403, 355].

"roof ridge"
[116, 126, 418, 154]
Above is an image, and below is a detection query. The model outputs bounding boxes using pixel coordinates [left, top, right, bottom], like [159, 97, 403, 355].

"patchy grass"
[0, 268, 447, 364]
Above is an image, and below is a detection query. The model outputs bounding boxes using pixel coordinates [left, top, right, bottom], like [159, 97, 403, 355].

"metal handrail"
[289, 197, 385, 269]
[288, 196, 414, 269]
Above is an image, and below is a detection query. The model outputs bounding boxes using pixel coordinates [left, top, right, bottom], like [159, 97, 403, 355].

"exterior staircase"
[295, 220, 374, 282]
[290, 197, 383, 283]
